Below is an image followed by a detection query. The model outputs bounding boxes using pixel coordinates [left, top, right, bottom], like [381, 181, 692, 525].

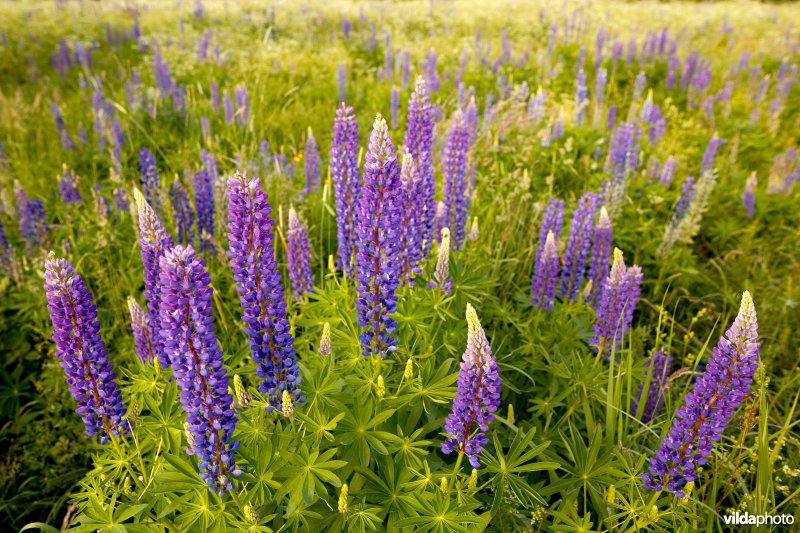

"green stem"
[450, 450, 464, 495]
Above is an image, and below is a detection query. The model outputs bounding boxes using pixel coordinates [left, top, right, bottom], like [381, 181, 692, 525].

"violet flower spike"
[531, 231, 560, 311]
[304, 128, 321, 194]
[127, 296, 156, 364]
[139, 147, 161, 215]
[743, 172, 757, 219]
[194, 169, 214, 253]
[354, 114, 404, 358]
[559, 191, 599, 301]
[441, 304, 502, 469]
[403, 77, 436, 255]
[633, 348, 673, 424]
[158, 244, 241, 494]
[44, 252, 130, 443]
[442, 110, 471, 249]
[398, 151, 425, 284]
[643, 292, 759, 496]
[591, 248, 643, 355]
[587, 206, 612, 302]
[133, 188, 175, 369]
[427, 227, 452, 294]
[225, 171, 303, 411]
[287, 207, 314, 298]
[329, 104, 361, 275]
[170, 178, 195, 245]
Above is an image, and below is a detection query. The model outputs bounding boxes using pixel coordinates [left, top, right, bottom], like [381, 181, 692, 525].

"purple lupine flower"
[528, 87, 547, 122]
[403, 77, 436, 255]
[25, 198, 48, 249]
[234, 84, 249, 126]
[50, 102, 75, 150]
[606, 104, 617, 131]
[287, 207, 314, 297]
[110, 120, 124, 176]
[336, 63, 347, 104]
[603, 122, 640, 213]
[58, 167, 82, 205]
[401, 49, 410, 88]
[442, 110, 471, 250]
[666, 54, 679, 90]
[633, 348, 672, 424]
[700, 135, 724, 175]
[200, 116, 211, 142]
[390, 86, 399, 129]
[15, 181, 34, 246]
[398, 153, 424, 283]
[575, 69, 588, 125]
[44, 252, 130, 443]
[94, 185, 112, 223]
[441, 304, 502, 469]
[743, 172, 757, 219]
[587, 206, 612, 301]
[133, 189, 174, 368]
[354, 115, 404, 359]
[0, 219, 13, 276]
[427, 227, 452, 294]
[139, 147, 161, 214]
[330, 104, 361, 275]
[197, 29, 211, 62]
[595, 68, 607, 105]
[559, 191, 599, 300]
[223, 92, 234, 125]
[531, 231, 560, 310]
[633, 71, 646, 99]
[424, 48, 440, 92]
[304, 129, 321, 194]
[113, 188, 128, 212]
[681, 51, 699, 92]
[225, 171, 302, 411]
[194, 169, 214, 253]
[210, 80, 220, 113]
[536, 198, 565, 265]
[342, 18, 351, 39]
[158, 244, 241, 494]
[384, 33, 393, 80]
[170, 178, 194, 244]
[591, 248, 643, 354]
[661, 156, 676, 186]
[643, 292, 759, 496]
[673, 176, 697, 223]
[127, 296, 156, 364]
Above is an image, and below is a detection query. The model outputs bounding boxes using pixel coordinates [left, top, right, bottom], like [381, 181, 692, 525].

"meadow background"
[0, 0, 799, 531]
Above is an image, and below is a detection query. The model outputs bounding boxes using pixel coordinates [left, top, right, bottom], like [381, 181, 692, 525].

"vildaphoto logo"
[722, 512, 795, 526]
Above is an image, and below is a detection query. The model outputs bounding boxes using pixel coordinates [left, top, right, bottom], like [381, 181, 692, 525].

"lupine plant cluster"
[1, 0, 799, 531]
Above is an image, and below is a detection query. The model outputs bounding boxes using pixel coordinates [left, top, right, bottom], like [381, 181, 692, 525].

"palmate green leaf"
[336, 399, 400, 469]
[296, 409, 346, 443]
[402, 358, 457, 409]
[20, 523, 60, 533]
[236, 433, 282, 504]
[139, 383, 183, 453]
[482, 427, 558, 512]
[394, 491, 487, 533]
[275, 443, 347, 514]
[68, 493, 151, 533]
[354, 459, 418, 522]
[149, 453, 206, 493]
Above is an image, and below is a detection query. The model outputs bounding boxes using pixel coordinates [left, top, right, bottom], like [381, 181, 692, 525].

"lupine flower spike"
[427, 227, 453, 293]
[354, 114, 404, 358]
[643, 292, 759, 496]
[587, 206, 612, 302]
[591, 248, 643, 354]
[531, 231, 560, 310]
[133, 188, 175, 369]
[127, 296, 156, 364]
[45, 252, 130, 443]
[159, 245, 241, 494]
[329, 104, 361, 275]
[226, 171, 303, 411]
[287, 207, 314, 297]
[319, 322, 332, 356]
[559, 191, 599, 301]
[441, 304, 502, 468]
[633, 348, 673, 423]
